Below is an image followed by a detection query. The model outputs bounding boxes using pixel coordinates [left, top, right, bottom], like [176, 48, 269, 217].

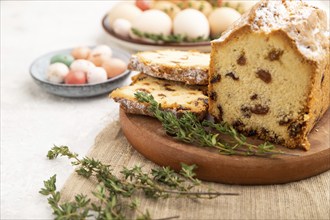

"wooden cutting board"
[119, 108, 330, 185]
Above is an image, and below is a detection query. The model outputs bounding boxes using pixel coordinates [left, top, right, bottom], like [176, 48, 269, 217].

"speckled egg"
[173, 9, 210, 40]
[70, 59, 95, 73]
[151, 1, 181, 19]
[208, 7, 241, 38]
[47, 63, 69, 83]
[50, 54, 74, 67]
[222, 0, 241, 9]
[87, 67, 108, 84]
[88, 53, 111, 67]
[188, 0, 213, 16]
[108, 3, 142, 27]
[71, 46, 91, 60]
[222, 0, 257, 14]
[102, 58, 127, 78]
[129, 9, 172, 42]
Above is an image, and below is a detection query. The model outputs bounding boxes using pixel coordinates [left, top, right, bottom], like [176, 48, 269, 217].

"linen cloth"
[61, 121, 330, 220]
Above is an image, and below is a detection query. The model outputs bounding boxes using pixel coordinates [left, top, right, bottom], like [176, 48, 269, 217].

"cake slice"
[128, 50, 210, 85]
[209, 0, 329, 150]
[110, 73, 208, 120]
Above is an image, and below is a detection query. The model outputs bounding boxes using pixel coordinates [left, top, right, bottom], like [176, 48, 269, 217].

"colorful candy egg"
[64, 70, 87, 84]
[102, 58, 127, 78]
[50, 54, 74, 67]
[47, 63, 69, 83]
[71, 46, 91, 60]
[70, 59, 95, 73]
[87, 67, 108, 84]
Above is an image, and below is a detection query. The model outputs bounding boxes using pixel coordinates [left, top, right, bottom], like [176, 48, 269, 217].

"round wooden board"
[119, 108, 330, 185]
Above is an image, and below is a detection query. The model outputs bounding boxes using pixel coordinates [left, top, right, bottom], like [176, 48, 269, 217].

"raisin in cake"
[110, 73, 208, 120]
[209, 0, 329, 150]
[128, 50, 210, 85]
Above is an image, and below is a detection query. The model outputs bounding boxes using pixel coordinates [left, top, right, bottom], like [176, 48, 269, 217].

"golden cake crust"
[128, 50, 210, 85]
[110, 73, 208, 120]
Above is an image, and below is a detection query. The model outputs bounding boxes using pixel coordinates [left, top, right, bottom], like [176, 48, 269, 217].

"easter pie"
[110, 73, 208, 120]
[128, 50, 210, 85]
[209, 0, 329, 150]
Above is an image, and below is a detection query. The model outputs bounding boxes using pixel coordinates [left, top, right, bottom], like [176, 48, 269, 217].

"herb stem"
[162, 190, 239, 196]
[131, 28, 209, 43]
[134, 92, 297, 157]
[42, 146, 237, 219]
[153, 216, 180, 220]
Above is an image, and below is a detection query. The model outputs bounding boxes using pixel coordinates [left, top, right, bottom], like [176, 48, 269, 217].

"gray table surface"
[1, 1, 125, 218]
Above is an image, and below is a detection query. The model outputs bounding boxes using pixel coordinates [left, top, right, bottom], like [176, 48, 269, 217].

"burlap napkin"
[60, 120, 330, 220]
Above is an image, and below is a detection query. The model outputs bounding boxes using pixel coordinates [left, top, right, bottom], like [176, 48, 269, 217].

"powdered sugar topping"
[214, 0, 329, 61]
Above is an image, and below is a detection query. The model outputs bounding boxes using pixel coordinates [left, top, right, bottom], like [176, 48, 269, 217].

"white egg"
[108, 3, 142, 27]
[70, 59, 95, 73]
[173, 9, 210, 40]
[208, 7, 241, 38]
[87, 67, 108, 84]
[90, 45, 112, 57]
[47, 63, 69, 83]
[129, 9, 172, 42]
[113, 18, 132, 38]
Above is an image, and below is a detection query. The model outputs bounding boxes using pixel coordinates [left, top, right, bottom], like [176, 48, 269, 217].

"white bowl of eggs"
[102, 0, 257, 52]
[30, 45, 131, 98]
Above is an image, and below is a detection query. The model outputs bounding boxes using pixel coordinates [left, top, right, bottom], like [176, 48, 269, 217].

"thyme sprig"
[134, 92, 295, 157]
[131, 28, 210, 43]
[41, 146, 238, 219]
[40, 175, 91, 219]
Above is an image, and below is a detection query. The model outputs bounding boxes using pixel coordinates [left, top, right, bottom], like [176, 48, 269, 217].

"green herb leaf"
[134, 91, 295, 157]
[41, 146, 236, 219]
[131, 28, 210, 43]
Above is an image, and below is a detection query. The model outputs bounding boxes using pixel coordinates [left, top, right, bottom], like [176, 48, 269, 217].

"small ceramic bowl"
[30, 46, 131, 98]
[101, 14, 211, 52]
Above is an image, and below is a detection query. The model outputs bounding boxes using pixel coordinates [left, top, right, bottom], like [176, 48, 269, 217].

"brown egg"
[71, 46, 91, 60]
[102, 58, 127, 78]
[88, 53, 111, 67]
